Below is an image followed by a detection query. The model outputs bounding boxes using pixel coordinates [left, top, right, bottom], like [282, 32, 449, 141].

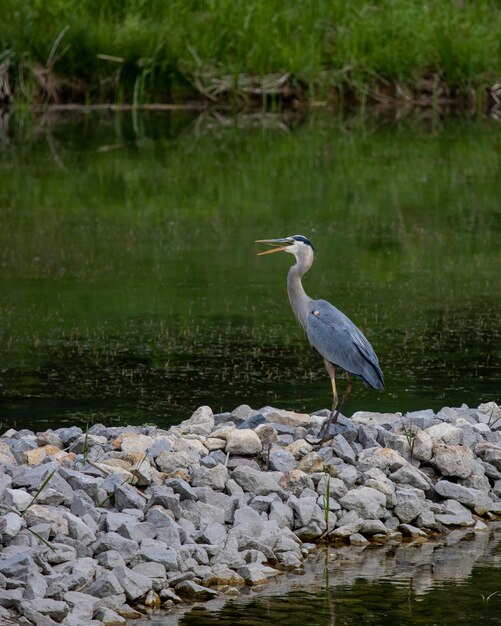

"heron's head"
[255, 235, 316, 262]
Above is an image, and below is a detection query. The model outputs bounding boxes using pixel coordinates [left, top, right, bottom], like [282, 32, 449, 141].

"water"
[0, 110, 500, 431]
[137, 525, 501, 625]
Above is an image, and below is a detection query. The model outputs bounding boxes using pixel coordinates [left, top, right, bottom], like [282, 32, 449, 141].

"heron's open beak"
[255, 238, 291, 255]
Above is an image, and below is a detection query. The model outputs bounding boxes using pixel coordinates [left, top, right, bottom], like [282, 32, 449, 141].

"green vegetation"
[1, 1, 501, 105]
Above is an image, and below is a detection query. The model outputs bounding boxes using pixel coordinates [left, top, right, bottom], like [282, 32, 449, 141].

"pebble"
[0, 401, 500, 624]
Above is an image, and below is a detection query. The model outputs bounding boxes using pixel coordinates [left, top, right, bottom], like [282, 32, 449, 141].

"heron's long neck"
[287, 258, 313, 329]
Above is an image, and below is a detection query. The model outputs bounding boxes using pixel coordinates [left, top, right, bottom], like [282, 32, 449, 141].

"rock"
[269, 501, 294, 528]
[85, 573, 124, 598]
[360, 519, 387, 535]
[331, 434, 357, 464]
[411, 430, 433, 461]
[231, 466, 283, 496]
[181, 406, 214, 436]
[155, 450, 199, 473]
[0, 512, 26, 540]
[0, 588, 22, 608]
[278, 470, 314, 496]
[425, 423, 463, 445]
[352, 411, 401, 429]
[236, 563, 280, 585]
[399, 524, 428, 538]
[338, 466, 359, 487]
[297, 452, 324, 473]
[357, 447, 407, 473]
[92, 533, 140, 562]
[339, 487, 387, 519]
[3, 488, 32, 510]
[434, 480, 491, 514]
[112, 566, 152, 601]
[393, 488, 426, 523]
[317, 475, 348, 499]
[268, 449, 297, 472]
[94, 607, 126, 625]
[349, 533, 369, 546]
[389, 465, 431, 491]
[226, 430, 262, 456]
[435, 500, 474, 527]
[191, 465, 228, 491]
[139, 538, 179, 571]
[203, 564, 245, 587]
[330, 521, 363, 538]
[175, 580, 218, 600]
[259, 408, 314, 429]
[164, 478, 198, 500]
[433, 444, 474, 478]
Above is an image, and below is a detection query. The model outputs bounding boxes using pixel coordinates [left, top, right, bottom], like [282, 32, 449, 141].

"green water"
[0, 110, 500, 431]
[138, 526, 501, 625]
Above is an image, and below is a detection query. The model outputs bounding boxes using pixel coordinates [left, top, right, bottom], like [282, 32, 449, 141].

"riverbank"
[0, 401, 500, 625]
[1, 1, 501, 110]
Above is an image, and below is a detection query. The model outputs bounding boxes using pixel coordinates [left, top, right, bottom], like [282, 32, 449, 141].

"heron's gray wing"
[306, 299, 384, 390]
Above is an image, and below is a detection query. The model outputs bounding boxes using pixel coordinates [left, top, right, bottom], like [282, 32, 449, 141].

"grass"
[1, 1, 501, 105]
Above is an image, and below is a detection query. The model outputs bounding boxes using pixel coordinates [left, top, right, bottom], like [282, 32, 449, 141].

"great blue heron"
[256, 235, 384, 441]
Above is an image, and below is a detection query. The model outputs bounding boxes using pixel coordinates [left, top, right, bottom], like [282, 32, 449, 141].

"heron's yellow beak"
[255, 239, 290, 255]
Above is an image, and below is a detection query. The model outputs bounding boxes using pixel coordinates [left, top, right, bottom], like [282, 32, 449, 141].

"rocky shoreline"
[1, 401, 501, 625]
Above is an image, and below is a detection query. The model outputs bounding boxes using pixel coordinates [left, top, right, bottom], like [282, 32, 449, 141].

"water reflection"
[0, 111, 500, 430]
[138, 525, 501, 625]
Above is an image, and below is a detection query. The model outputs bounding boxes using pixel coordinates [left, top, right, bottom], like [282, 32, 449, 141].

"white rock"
[226, 430, 262, 456]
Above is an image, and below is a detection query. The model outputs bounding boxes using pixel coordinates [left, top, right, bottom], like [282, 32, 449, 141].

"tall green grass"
[0, 0, 501, 103]
[1, 2, 501, 104]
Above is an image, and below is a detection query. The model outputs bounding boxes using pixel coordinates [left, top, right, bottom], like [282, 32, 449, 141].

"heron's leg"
[338, 372, 353, 413]
[317, 361, 338, 440]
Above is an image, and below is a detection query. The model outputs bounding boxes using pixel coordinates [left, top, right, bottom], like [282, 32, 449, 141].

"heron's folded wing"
[306, 300, 384, 389]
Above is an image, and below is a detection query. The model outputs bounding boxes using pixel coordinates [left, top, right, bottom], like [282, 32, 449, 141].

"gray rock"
[105, 511, 140, 532]
[139, 538, 178, 571]
[145, 486, 181, 519]
[0, 588, 23, 608]
[352, 411, 401, 429]
[112, 566, 152, 601]
[338, 466, 359, 488]
[349, 532, 369, 546]
[269, 501, 294, 528]
[197, 522, 227, 546]
[175, 580, 218, 599]
[92, 533, 140, 562]
[117, 521, 157, 543]
[164, 478, 198, 501]
[3, 488, 32, 510]
[0, 553, 35, 578]
[434, 480, 491, 514]
[191, 464, 228, 491]
[231, 466, 284, 496]
[393, 488, 426, 523]
[85, 572, 123, 598]
[113, 484, 146, 511]
[96, 550, 127, 569]
[94, 607, 126, 625]
[399, 524, 428, 538]
[180, 405, 214, 436]
[0, 512, 26, 540]
[331, 434, 357, 464]
[24, 599, 69, 622]
[339, 487, 387, 519]
[64, 511, 96, 545]
[236, 563, 280, 585]
[59, 469, 101, 498]
[435, 500, 474, 526]
[389, 465, 431, 491]
[268, 449, 297, 472]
